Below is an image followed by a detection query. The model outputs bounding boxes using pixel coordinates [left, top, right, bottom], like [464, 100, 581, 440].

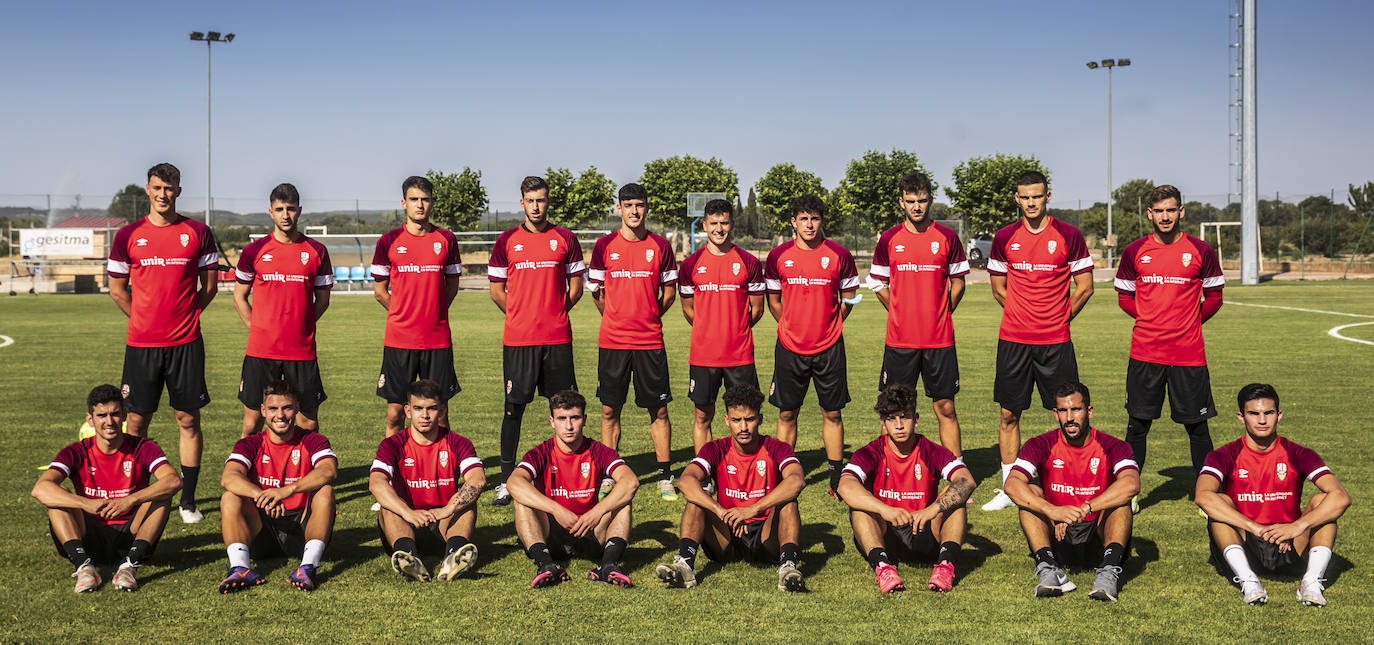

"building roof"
[55, 216, 127, 229]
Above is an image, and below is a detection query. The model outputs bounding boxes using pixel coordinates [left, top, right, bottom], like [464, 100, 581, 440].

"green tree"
[638, 156, 739, 226]
[732, 195, 747, 237]
[745, 187, 759, 236]
[1349, 181, 1374, 214]
[754, 163, 827, 234]
[831, 149, 935, 234]
[565, 167, 617, 228]
[946, 153, 1049, 235]
[107, 184, 149, 222]
[543, 167, 575, 225]
[425, 168, 488, 232]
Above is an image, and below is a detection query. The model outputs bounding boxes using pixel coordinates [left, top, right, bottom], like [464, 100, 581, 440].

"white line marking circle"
[1329, 322, 1374, 346]
[0, 335, 12, 348]
[1230, 301, 1374, 347]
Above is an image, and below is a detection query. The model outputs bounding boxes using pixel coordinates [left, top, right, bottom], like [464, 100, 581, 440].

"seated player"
[838, 384, 976, 593]
[1196, 383, 1350, 607]
[218, 382, 338, 593]
[1005, 381, 1139, 601]
[370, 379, 485, 582]
[510, 390, 638, 588]
[31, 384, 181, 592]
[655, 384, 806, 592]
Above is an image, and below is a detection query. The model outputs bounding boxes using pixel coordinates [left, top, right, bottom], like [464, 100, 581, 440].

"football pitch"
[1, 280, 1370, 642]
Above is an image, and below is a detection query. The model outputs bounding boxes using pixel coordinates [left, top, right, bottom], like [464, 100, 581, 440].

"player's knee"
[649, 406, 670, 422]
[601, 405, 620, 422]
[933, 399, 957, 418]
[999, 408, 1020, 426]
[314, 485, 337, 509]
[821, 409, 843, 423]
[778, 409, 799, 423]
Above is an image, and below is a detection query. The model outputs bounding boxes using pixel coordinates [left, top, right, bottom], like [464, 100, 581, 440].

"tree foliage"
[754, 163, 827, 234]
[638, 156, 739, 226]
[1349, 181, 1374, 214]
[107, 184, 149, 222]
[830, 149, 934, 234]
[946, 154, 1049, 235]
[425, 168, 487, 232]
[744, 188, 760, 237]
[545, 166, 616, 229]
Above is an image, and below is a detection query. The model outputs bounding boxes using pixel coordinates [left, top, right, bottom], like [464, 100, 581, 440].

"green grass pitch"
[0, 280, 1370, 642]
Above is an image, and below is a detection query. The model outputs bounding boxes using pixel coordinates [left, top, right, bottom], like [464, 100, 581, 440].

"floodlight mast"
[189, 30, 234, 227]
[1086, 57, 1130, 268]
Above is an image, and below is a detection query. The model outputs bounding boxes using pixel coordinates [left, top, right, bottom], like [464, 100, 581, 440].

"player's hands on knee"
[880, 507, 914, 529]
[721, 506, 756, 530]
[911, 507, 938, 532]
[404, 508, 437, 527]
[553, 507, 581, 533]
[1258, 522, 1304, 545]
[1048, 505, 1086, 526]
[569, 512, 599, 538]
[1054, 522, 1069, 542]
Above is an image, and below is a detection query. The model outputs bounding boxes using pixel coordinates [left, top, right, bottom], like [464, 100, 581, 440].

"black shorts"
[596, 348, 672, 409]
[704, 519, 770, 563]
[121, 339, 210, 414]
[50, 518, 145, 565]
[546, 524, 604, 561]
[250, 508, 308, 559]
[879, 345, 960, 401]
[1047, 520, 1113, 566]
[1124, 359, 1218, 424]
[994, 340, 1079, 412]
[688, 364, 759, 408]
[769, 338, 850, 411]
[851, 522, 938, 563]
[239, 356, 327, 412]
[377, 517, 447, 556]
[503, 343, 577, 404]
[377, 347, 460, 404]
[1216, 532, 1304, 575]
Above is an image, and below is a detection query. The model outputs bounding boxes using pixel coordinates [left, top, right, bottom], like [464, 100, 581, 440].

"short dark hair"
[1052, 380, 1091, 407]
[874, 384, 919, 418]
[407, 379, 445, 404]
[147, 163, 180, 187]
[704, 198, 733, 217]
[791, 194, 826, 218]
[1148, 184, 1182, 208]
[1015, 170, 1049, 190]
[521, 176, 548, 195]
[898, 171, 934, 198]
[262, 380, 300, 404]
[721, 384, 764, 413]
[1237, 383, 1279, 411]
[402, 175, 433, 197]
[87, 384, 124, 413]
[618, 183, 648, 203]
[269, 183, 300, 205]
[549, 389, 587, 415]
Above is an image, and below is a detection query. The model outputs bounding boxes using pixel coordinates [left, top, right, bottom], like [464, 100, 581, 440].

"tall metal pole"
[205, 39, 212, 228]
[1240, 0, 1259, 284]
[1106, 65, 1114, 269]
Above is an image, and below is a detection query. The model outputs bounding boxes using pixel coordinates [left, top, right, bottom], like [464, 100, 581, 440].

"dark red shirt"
[227, 431, 337, 512]
[49, 437, 170, 526]
[987, 218, 1093, 345]
[1012, 428, 1138, 522]
[870, 223, 969, 349]
[517, 438, 627, 515]
[844, 434, 968, 512]
[371, 430, 481, 510]
[488, 225, 585, 347]
[690, 436, 799, 524]
[370, 227, 462, 350]
[235, 235, 334, 360]
[587, 231, 678, 350]
[1115, 234, 1224, 366]
[678, 246, 765, 367]
[107, 216, 219, 347]
[764, 239, 859, 355]
[1200, 437, 1330, 525]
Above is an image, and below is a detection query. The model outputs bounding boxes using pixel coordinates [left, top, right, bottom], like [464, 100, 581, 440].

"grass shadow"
[333, 464, 377, 506]
[137, 530, 224, 585]
[1139, 465, 1196, 511]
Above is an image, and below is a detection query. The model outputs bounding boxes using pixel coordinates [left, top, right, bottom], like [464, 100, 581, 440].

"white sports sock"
[227, 543, 251, 569]
[1001, 463, 1013, 485]
[302, 539, 326, 568]
[1222, 544, 1257, 581]
[1305, 546, 1332, 581]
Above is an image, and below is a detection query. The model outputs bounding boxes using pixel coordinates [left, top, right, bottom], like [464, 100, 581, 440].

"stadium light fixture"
[1086, 57, 1131, 268]
[189, 29, 235, 227]
[1085, 61, 1098, 69]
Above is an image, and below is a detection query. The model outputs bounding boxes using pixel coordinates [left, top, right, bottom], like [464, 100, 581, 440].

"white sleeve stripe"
[1199, 465, 1224, 481]
[107, 259, 130, 273]
[226, 453, 252, 466]
[370, 459, 393, 476]
[49, 462, 70, 474]
[865, 275, 885, 292]
[148, 456, 168, 473]
[842, 463, 868, 483]
[1307, 466, 1331, 481]
[459, 456, 482, 472]
[1112, 458, 1139, 473]
[517, 461, 537, 477]
[586, 268, 605, 281]
[1114, 278, 1137, 292]
[235, 269, 254, 281]
[691, 457, 712, 475]
[370, 264, 390, 276]
[948, 260, 970, 274]
[607, 458, 627, 474]
[566, 260, 587, 273]
[840, 276, 861, 289]
[986, 259, 1008, 272]
[868, 264, 891, 278]
[1012, 458, 1037, 478]
[487, 266, 508, 278]
[444, 263, 463, 275]
[1202, 276, 1225, 288]
[660, 270, 678, 283]
[747, 282, 766, 293]
[1069, 257, 1094, 272]
[585, 282, 601, 292]
[678, 285, 695, 295]
[765, 278, 782, 290]
[779, 457, 800, 470]
[198, 252, 219, 268]
[941, 458, 966, 481]
[310, 449, 337, 465]
[315, 275, 335, 286]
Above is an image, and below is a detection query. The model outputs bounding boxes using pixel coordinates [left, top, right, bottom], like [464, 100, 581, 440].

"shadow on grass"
[959, 445, 1008, 482]
[623, 446, 700, 483]
[333, 464, 377, 506]
[138, 530, 224, 585]
[1139, 466, 1196, 511]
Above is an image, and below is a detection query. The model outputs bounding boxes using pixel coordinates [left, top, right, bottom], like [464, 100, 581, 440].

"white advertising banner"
[19, 229, 97, 257]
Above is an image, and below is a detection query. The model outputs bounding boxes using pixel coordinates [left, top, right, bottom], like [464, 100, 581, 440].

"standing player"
[232, 183, 334, 437]
[370, 380, 485, 582]
[765, 194, 859, 495]
[488, 176, 586, 506]
[868, 171, 969, 455]
[1005, 381, 1139, 601]
[107, 162, 218, 523]
[32, 385, 181, 592]
[218, 382, 337, 593]
[1196, 384, 1349, 606]
[838, 384, 976, 593]
[1116, 184, 1224, 485]
[587, 183, 679, 500]
[655, 384, 806, 592]
[509, 390, 639, 588]
[678, 198, 765, 452]
[371, 175, 462, 438]
[982, 171, 1094, 511]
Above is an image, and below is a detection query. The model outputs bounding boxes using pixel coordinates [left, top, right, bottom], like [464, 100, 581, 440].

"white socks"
[1305, 546, 1332, 581]
[227, 543, 251, 569]
[1222, 544, 1257, 581]
[302, 540, 326, 568]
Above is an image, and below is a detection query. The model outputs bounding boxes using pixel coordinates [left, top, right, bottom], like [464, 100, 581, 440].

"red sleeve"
[371, 435, 401, 479]
[227, 435, 259, 469]
[764, 245, 784, 293]
[833, 242, 859, 291]
[1115, 239, 1141, 286]
[487, 229, 513, 282]
[744, 251, 765, 293]
[677, 251, 699, 298]
[235, 238, 262, 284]
[48, 442, 83, 478]
[987, 225, 1014, 276]
[449, 433, 482, 475]
[370, 230, 399, 281]
[690, 440, 723, 476]
[1290, 441, 1332, 482]
[944, 226, 969, 276]
[561, 228, 586, 276]
[107, 224, 134, 277]
[304, 433, 337, 466]
[922, 439, 968, 481]
[586, 235, 610, 289]
[1103, 435, 1139, 474]
[517, 443, 547, 478]
[1197, 236, 1224, 291]
[1200, 289, 1223, 322]
[193, 221, 220, 269]
[657, 235, 678, 286]
[594, 441, 628, 478]
[767, 437, 799, 472]
[869, 227, 895, 282]
[1199, 444, 1235, 483]
[441, 229, 462, 275]
[1118, 292, 1138, 318]
[311, 240, 334, 290]
[1058, 220, 1093, 275]
[842, 440, 881, 483]
[1012, 432, 1051, 479]
[135, 438, 171, 474]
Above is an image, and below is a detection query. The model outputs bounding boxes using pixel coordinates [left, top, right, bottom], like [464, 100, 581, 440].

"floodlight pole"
[1086, 58, 1129, 268]
[190, 31, 234, 228]
[1240, 0, 1259, 284]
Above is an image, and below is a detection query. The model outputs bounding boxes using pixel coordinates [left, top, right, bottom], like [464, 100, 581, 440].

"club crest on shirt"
[300, 252, 310, 265]
[1276, 462, 1288, 481]
[645, 249, 655, 262]
[439, 451, 449, 468]
[1182, 252, 1193, 267]
[756, 460, 767, 477]
[433, 242, 442, 255]
[123, 460, 132, 477]
[180, 233, 190, 247]
[821, 256, 831, 269]
[731, 262, 740, 275]
[931, 241, 940, 254]
[1089, 457, 1100, 475]
[581, 462, 591, 478]
[549, 239, 559, 251]
[913, 463, 922, 480]
[291, 450, 301, 466]
[1047, 240, 1057, 254]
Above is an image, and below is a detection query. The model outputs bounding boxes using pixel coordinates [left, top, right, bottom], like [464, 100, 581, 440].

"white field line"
[1229, 301, 1374, 347]
[0, 335, 12, 348]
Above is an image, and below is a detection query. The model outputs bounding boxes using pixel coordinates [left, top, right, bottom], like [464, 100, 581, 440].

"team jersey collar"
[1019, 215, 1055, 235]
[144, 213, 186, 228]
[264, 426, 304, 446]
[882, 433, 921, 459]
[407, 425, 448, 446]
[730, 434, 766, 456]
[555, 434, 590, 455]
[1242, 432, 1282, 455]
[1056, 426, 1096, 449]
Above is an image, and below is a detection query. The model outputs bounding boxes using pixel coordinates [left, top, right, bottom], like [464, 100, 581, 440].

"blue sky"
[2, 0, 1371, 212]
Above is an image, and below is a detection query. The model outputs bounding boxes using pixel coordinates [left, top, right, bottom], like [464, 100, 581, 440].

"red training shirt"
[870, 223, 969, 349]
[765, 239, 860, 355]
[1115, 234, 1224, 366]
[1012, 428, 1138, 522]
[370, 226, 462, 350]
[690, 436, 799, 524]
[843, 434, 968, 512]
[487, 224, 585, 347]
[587, 231, 678, 350]
[235, 235, 334, 361]
[48, 437, 170, 526]
[986, 218, 1093, 345]
[107, 215, 219, 347]
[227, 431, 337, 512]
[678, 246, 765, 367]
[517, 437, 627, 515]
[1200, 436, 1330, 525]
[370, 429, 481, 510]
